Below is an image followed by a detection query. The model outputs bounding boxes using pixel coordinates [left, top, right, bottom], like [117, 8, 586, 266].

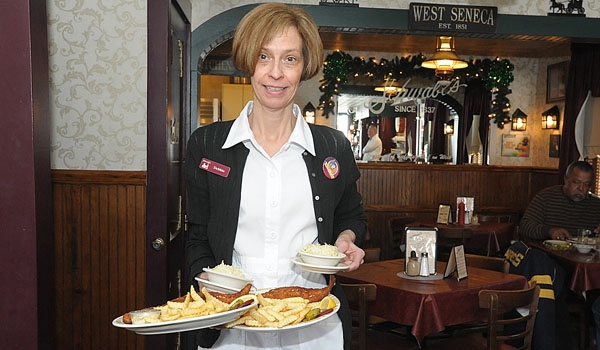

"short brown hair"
[231, 3, 323, 81]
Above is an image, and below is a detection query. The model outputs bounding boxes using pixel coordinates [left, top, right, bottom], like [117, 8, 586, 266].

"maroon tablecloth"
[531, 242, 600, 297]
[337, 259, 527, 345]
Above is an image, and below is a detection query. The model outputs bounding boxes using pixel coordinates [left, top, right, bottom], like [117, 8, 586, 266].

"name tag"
[199, 158, 230, 178]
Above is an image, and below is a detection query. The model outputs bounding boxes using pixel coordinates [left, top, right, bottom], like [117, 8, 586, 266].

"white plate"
[233, 295, 340, 332]
[292, 257, 349, 274]
[543, 240, 572, 250]
[112, 301, 257, 335]
[195, 276, 243, 293]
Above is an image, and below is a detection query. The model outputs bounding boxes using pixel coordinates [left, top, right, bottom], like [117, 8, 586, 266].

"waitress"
[184, 3, 367, 349]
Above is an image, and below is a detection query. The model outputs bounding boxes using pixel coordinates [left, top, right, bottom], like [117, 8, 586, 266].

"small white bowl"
[203, 267, 253, 291]
[298, 251, 346, 267]
[573, 243, 594, 254]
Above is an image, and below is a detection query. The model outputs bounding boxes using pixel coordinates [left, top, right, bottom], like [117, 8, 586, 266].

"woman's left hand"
[335, 230, 365, 272]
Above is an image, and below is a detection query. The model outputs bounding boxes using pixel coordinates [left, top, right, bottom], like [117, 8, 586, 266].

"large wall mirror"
[336, 84, 462, 164]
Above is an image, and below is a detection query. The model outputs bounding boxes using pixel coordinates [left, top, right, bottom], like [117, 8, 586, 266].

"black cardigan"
[183, 120, 367, 349]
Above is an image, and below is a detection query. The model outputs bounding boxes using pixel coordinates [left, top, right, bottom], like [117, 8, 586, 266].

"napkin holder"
[404, 227, 437, 275]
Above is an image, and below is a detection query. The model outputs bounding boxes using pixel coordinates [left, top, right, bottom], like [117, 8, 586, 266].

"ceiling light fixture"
[421, 36, 468, 78]
[374, 78, 405, 96]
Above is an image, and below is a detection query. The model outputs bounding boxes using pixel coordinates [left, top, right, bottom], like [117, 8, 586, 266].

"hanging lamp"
[421, 36, 468, 78]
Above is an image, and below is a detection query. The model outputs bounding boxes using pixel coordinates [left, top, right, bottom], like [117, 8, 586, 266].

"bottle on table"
[406, 250, 420, 276]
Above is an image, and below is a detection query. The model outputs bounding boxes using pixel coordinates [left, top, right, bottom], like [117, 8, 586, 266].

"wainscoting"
[50, 165, 557, 349]
[52, 170, 146, 350]
[356, 163, 558, 259]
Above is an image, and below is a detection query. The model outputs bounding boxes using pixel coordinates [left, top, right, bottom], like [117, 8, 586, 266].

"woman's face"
[251, 26, 304, 113]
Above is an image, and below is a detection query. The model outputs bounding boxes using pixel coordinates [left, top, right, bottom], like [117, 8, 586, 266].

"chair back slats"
[479, 283, 540, 350]
[341, 283, 377, 350]
[465, 254, 509, 273]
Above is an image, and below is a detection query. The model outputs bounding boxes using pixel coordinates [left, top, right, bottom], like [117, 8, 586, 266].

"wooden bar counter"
[356, 162, 558, 259]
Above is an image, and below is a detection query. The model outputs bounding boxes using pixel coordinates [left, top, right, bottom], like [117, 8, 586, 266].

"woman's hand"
[196, 272, 208, 290]
[335, 230, 365, 272]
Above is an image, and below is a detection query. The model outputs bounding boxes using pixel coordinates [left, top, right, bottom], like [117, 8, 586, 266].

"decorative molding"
[52, 169, 146, 185]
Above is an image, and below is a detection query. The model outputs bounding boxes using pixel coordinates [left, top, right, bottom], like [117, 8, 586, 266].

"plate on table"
[543, 240, 572, 251]
[568, 238, 597, 245]
[195, 276, 246, 294]
[112, 301, 257, 335]
[292, 256, 349, 274]
[233, 295, 340, 332]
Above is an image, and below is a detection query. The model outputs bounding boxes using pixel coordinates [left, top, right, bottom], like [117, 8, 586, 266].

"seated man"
[514, 160, 600, 350]
[519, 160, 600, 241]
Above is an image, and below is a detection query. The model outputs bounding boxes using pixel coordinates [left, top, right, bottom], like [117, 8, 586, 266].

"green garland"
[319, 51, 514, 129]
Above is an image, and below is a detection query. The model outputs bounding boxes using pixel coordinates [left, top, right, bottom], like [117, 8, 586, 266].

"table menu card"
[437, 204, 451, 224]
[444, 245, 468, 280]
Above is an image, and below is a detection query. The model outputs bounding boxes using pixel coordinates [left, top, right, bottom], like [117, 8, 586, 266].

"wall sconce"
[421, 36, 468, 78]
[542, 105, 560, 129]
[303, 102, 316, 124]
[511, 108, 527, 131]
[443, 120, 454, 135]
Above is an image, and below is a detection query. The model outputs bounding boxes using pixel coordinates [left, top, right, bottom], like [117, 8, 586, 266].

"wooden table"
[531, 241, 600, 297]
[337, 259, 527, 346]
[414, 221, 515, 256]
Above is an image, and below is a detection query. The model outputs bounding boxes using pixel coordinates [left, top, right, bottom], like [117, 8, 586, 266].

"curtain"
[429, 99, 446, 159]
[461, 79, 492, 164]
[559, 43, 600, 180]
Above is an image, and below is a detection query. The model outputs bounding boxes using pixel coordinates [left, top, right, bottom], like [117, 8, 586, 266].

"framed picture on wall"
[546, 61, 568, 103]
[501, 134, 530, 157]
[549, 134, 561, 158]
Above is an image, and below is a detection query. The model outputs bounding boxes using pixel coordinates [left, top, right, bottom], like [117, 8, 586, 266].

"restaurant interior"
[16, 1, 599, 350]
[190, 3, 600, 350]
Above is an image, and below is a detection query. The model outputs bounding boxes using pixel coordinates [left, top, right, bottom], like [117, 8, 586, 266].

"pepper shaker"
[419, 252, 430, 277]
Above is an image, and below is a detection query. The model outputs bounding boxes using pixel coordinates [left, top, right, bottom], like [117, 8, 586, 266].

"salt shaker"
[419, 252, 430, 277]
[406, 250, 420, 276]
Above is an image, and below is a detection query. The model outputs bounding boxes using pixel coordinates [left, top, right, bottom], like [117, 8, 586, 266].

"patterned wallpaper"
[48, 0, 147, 170]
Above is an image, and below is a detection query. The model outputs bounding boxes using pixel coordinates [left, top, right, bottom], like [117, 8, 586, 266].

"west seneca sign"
[409, 2, 497, 33]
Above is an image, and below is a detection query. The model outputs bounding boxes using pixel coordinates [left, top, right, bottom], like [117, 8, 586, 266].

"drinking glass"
[577, 228, 592, 243]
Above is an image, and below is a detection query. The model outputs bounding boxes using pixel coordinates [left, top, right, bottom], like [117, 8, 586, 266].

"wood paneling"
[53, 170, 146, 350]
[357, 164, 558, 259]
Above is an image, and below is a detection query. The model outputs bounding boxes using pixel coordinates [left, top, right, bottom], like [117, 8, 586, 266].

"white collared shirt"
[211, 102, 343, 349]
[223, 101, 321, 289]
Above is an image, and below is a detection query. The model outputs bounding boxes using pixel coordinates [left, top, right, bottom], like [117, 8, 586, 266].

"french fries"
[225, 294, 334, 328]
[125, 285, 234, 324]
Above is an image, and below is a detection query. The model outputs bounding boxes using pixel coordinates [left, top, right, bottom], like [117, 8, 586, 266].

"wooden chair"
[387, 216, 416, 259]
[566, 291, 592, 350]
[342, 283, 420, 350]
[363, 247, 381, 263]
[435, 227, 472, 262]
[477, 214, 512, 223]
[426, 283, 541, 350]
[465, 253, 510, 273]
[341, 283, 377, 350]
